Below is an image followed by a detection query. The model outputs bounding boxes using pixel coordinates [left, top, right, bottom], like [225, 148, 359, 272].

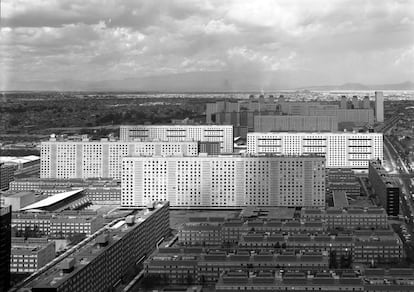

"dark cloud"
[1, 0, 413, 90]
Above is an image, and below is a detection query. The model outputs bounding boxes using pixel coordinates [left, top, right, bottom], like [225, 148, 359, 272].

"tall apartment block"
[40, 138, 199, 179]
[121, 155, 326, 208]
[369, 161, 400, 216]
[254, 115, 338, 132]
[247, 132, 383, 169]
[375, 91, 384, 122]
[119, 125, 234, 153]
[29, 202, 169, 292]
[0, 206, 11, 292]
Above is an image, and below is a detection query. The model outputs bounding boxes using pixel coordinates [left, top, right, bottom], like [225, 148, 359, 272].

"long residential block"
[121, 155, 325, 208]
[247, 132, 383, 169]
[40, 139, 199, 179]
[29, 202, 170, 292]
[119, 125, 234, 153]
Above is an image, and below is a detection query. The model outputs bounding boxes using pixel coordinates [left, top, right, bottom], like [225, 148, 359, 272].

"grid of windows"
[41, 141, 199, 179]
[122, 156, 325, 208]
[247, 132, 383, 169]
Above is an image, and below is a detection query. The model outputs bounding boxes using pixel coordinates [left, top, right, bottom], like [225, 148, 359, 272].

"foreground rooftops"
[30, 202, 168, 289]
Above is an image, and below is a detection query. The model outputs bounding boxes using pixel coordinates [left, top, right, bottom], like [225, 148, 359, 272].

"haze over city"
[1, 0, 414, 91]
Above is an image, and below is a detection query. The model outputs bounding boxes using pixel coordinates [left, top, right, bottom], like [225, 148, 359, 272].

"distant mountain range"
[5, 71, 414, 92]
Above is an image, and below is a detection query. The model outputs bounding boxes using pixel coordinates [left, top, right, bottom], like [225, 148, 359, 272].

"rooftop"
[30, 203, 167, 289]
[19, 189, 85, 212]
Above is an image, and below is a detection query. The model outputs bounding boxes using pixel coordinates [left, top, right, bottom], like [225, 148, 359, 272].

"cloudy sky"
[1, 0, 414, 90]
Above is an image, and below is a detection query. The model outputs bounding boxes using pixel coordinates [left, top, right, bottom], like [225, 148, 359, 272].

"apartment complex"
[216, 268, 414, 292]
[326, 168, 361, 196]
[29, 202, 170, 292]
[121, 155, 326, 208]
[247, 132, 383, 169]
[206, 99, 375, 138]
[178, 218, 327, 246]
[0, 206, 11, 292]
[119, 125, 234, 153]
[301, 208, 389, 230]
[12, 211, 103, 237]
[144, 248, 329, 285]
[239, 230, 404, 264]
[254, 115, 338, 132]
[369, 161, 400, 216]
[0, 163, 15, 191]
[40, 138, 199, 179]
[11, 237, 55, 273]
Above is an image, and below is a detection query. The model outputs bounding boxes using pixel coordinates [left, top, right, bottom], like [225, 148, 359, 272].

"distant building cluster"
[205, 92, 384, 138]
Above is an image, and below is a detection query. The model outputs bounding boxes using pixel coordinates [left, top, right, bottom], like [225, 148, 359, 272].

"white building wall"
[247, 132, 383, 169]
[119, 125, 233, 153]
[121, 155, 325, 208]
[40, 140, 199, 179]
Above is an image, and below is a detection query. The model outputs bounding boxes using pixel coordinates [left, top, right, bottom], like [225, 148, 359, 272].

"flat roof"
[20, 189, 84, 211]
[30, 203, 168, 289]
[0, 156, 40, 163]
[333, 191, 349, 208]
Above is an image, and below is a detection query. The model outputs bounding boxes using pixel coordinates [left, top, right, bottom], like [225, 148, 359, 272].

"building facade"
[375, 91, 384, 123]
[119, 125, 234, 153]
[0, 206, 12, 292]
[12, 211, 102, 237]
[0, 163, 15, 191]
[29, 202, 170, 292]
[121, 155, 326, 208]
[11, 238, 55, 273]
[369, 161, 400, 216]
[301, 208, 389, 230]
[40, 139, 199, 179]
[254, 115, 338, 132]
[247, 132, 383, 169]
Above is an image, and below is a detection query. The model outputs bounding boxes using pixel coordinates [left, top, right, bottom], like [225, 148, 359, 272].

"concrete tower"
[375, 91, 384, 123]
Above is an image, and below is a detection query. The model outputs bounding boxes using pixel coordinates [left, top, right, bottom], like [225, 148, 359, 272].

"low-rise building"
[1, 191, 37, 210]
[29, 202, 170, 292]
[301, 207, 389, 230]
[144, 248, 329, 285]
[178, 218, 327, 247]
[9, 178, 121, 204]
[50, 211, 103, 237]
[238, 229, 403, 264]
[10, 237, 55, 273]
[12, 211, 103, 237]
[215, 271, 364, 292]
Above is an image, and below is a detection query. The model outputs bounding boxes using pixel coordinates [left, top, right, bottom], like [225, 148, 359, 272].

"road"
[381, 117, 414, 224]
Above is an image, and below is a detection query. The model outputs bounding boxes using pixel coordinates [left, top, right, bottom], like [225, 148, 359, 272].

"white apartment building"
[119, 125, 234, 153]
[40, 139, 199, 179]
[121, 155, 325, 208]
[247, 132, 383, 169]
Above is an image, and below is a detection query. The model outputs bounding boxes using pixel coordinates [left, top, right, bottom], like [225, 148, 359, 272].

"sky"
[1, 0, 414, 91]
